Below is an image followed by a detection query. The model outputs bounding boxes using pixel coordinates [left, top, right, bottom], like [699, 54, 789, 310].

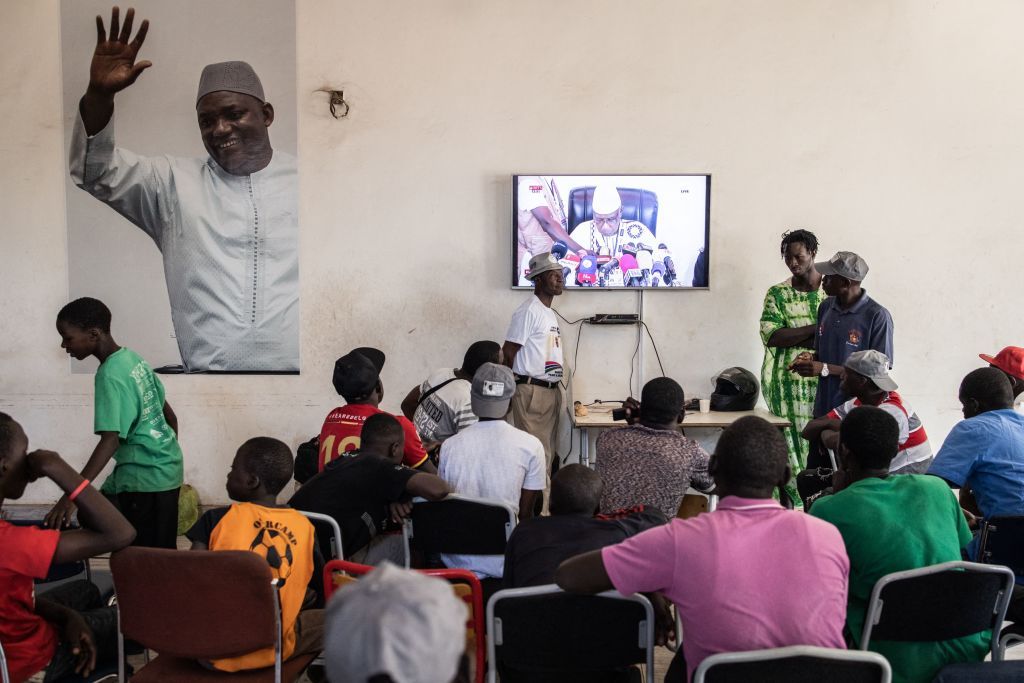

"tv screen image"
[512, 174, 711, 289]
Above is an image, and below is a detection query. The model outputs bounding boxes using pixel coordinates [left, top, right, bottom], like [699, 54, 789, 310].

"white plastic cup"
[699, 399, 711, 413]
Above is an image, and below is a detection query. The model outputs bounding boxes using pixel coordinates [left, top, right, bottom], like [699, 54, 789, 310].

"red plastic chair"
[324, 559, 486, 683]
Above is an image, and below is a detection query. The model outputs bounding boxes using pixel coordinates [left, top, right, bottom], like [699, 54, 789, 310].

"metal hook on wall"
[316, 88, 350, 118]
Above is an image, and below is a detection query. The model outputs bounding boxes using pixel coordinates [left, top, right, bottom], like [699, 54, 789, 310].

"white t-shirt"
[412, 368, 475, 443]
[438, 420, 546, 578]
[505, 295, 564, 382]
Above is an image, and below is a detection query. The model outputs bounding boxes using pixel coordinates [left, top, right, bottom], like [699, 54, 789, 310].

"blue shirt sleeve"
[928, 420, 983, 487]
[868, 307, 895, 365]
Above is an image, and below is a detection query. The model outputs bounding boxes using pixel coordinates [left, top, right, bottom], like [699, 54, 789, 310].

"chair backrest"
[979, 516, 1024, 576]
[693, 646, 891, 683]
[295, 509, 344, 560]
[486, 585, 654, 683]
[403, 494, 517, 565]
[567, 186, 659, 234]
[860, 561, 1015, 659]
[110, 547, 280, 660]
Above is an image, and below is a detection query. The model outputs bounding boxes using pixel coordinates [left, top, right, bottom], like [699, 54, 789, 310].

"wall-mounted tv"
[512, 174, 711, 289]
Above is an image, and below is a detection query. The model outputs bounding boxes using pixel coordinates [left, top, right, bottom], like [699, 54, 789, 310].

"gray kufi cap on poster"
[196, 61, 265, 106]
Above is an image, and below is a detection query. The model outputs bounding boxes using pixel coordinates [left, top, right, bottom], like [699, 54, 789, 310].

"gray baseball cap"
[471, 362, 516, 418]
[816, 251, 869, 281]
[324, 562, 466, 683]
[845, 350, 898, 391]
[527, 252, 562, 280]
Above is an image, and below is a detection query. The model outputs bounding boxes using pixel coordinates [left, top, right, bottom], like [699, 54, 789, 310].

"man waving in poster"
[69, 6, 299, 372]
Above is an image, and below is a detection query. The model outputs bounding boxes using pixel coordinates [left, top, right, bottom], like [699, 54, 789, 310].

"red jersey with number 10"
[318, 403, 428, 471]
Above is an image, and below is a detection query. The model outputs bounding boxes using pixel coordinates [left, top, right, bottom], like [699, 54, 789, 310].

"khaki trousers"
[509, 382, 562, 490]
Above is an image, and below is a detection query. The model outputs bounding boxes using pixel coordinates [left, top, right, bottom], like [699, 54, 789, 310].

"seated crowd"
[4, 304, 1024, 682]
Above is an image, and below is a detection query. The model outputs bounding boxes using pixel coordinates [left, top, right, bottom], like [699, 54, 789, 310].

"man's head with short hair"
[0, 413, 32, 501]
[639, 377, 685, 427]
[709, 416, 789, 498]
[838, 405, 899, 473]
[462, 341, 502, 378]
[960, 367, 1014, 419]
[549, 464, 603, 516]
[56, 297, 113, 362]
[361, 413, 405, 464]
[227, 437, 294, 501]
[57, 297, 111, 333]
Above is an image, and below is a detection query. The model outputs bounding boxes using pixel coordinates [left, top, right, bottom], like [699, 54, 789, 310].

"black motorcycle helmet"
[710, 367, 759, 411]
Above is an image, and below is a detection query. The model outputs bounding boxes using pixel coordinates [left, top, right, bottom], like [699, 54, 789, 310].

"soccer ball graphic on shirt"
[249, 528, 295, 585]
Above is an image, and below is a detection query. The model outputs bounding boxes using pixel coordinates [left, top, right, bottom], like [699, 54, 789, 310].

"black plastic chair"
[402, 494, 517, 566]
[486, 584, 655, 683]
[860, 561, 1015, 661]
[294, 509, 344, 561]
[692, 646, 891, 683]
[933, 660, 1024, 681]
[979, 515, 1024, 576]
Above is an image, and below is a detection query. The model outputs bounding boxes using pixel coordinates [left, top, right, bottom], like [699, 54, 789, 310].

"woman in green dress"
[760, 230, 824, 506]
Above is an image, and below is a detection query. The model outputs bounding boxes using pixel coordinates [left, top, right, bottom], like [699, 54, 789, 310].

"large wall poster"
[61, 1, 298, 374]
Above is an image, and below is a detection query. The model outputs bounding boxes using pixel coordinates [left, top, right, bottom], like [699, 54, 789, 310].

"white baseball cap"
[324, 562, 466, 683]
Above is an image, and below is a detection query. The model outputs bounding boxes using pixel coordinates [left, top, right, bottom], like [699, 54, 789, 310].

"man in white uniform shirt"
[503, 252, 565, 494]
[68, 8, 298, 372]
[516, 176, 589, 286]
[438, 363, 546, 579]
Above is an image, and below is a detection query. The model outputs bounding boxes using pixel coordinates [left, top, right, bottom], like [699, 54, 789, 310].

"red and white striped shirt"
[828, 391, 932, 472]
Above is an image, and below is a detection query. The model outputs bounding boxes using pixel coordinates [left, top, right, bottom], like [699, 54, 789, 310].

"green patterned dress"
[760, 279, 824, 506]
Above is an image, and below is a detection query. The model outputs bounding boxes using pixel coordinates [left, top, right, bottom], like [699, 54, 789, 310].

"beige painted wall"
[3, 0, 1023, 504]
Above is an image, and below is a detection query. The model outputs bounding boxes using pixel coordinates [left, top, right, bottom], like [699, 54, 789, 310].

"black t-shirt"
[502, 507, 668, 588]
[287, 450, 417, 557]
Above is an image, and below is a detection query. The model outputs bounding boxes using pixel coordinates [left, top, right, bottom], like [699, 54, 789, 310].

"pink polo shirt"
[602, 496, 849, 681]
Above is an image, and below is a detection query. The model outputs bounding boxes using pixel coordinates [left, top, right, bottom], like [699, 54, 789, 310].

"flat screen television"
[512, 174, 711, 289]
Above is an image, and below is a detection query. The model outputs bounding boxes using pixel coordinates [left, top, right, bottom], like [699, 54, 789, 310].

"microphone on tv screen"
[652, 260, 666, 287]
[577, 255, 598, 286]
[620, 254, 641, 286]
[658, 243, 677, 284]
[551, 240, 569, 260]
[636, 249, 653, 272]
[597, 257, 619, 287]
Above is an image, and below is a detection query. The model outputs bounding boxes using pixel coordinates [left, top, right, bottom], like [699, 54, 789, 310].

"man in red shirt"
[0, 413, 136, 682]
[318, 348, 435, 473]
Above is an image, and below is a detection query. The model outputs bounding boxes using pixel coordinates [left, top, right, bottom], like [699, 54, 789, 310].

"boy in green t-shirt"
[46, 297, 184, 548]
[810, 405, 985, 683]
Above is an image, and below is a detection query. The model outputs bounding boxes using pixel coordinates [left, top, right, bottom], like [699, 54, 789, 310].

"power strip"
[588, 313, 640, 325]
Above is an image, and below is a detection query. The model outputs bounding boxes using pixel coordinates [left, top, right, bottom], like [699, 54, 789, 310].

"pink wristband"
[68, 478, 90, 502]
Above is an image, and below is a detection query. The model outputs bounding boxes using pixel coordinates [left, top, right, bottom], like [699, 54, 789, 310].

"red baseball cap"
[979, 346, 1024, 380]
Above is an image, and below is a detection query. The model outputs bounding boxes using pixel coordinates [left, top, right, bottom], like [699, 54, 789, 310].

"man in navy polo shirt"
[790, 251, 894, 425]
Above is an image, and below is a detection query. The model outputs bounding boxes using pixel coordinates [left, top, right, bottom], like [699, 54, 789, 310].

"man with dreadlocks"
[759, 229, 824, 504]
